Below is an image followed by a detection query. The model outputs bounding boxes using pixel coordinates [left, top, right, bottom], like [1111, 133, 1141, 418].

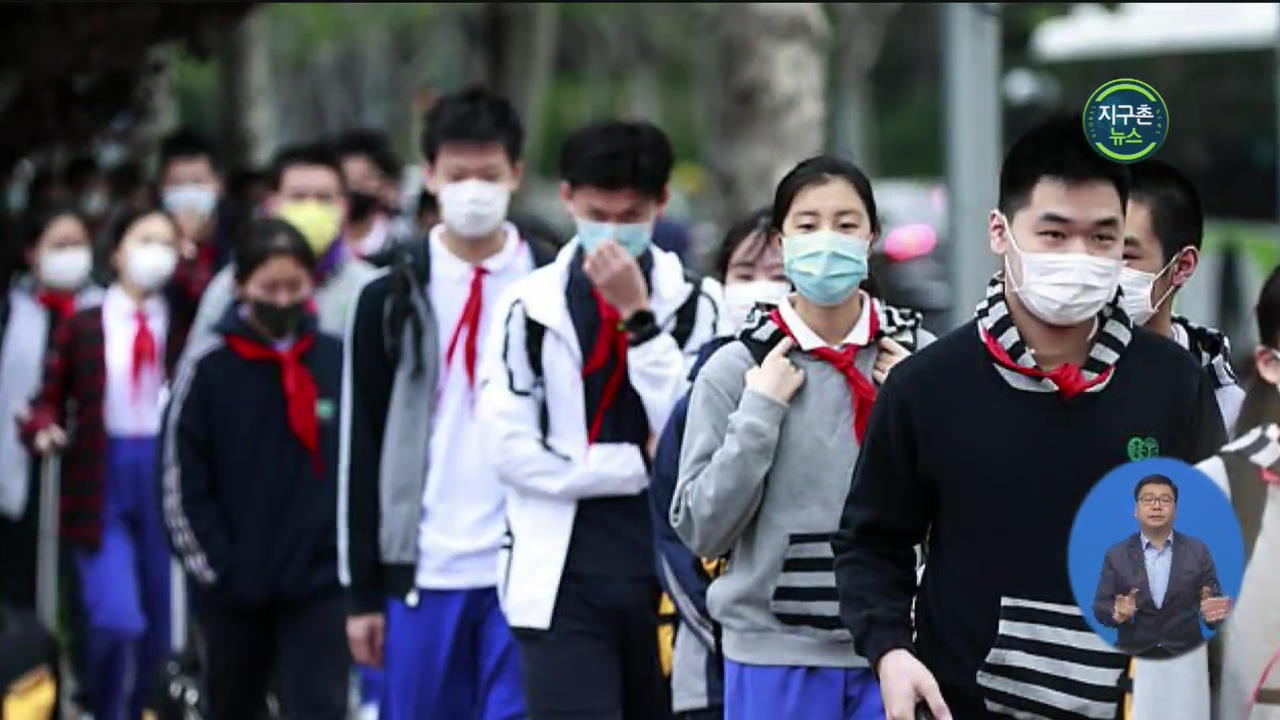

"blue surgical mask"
[782, 230, 870, 307]
[575, 217, 654, 257]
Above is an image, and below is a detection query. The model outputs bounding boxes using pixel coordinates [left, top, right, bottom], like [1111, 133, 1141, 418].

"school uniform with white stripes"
[162, 305, 347, 720]
[834, 274, 1225, 720]
[672, 293, 931, 720]
[478, 238, 724, 718]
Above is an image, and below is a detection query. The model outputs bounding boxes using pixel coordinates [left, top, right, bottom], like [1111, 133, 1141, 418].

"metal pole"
[943, 3, 1003, 331]
[36, 453, 60, 633]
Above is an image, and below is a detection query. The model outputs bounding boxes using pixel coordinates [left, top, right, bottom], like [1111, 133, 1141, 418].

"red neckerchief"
[767, 306, 879, 442]
[979, 327, 1112, 399]
[131, 310, 158, 400]
[444, 266, 488, 390]
[1262, 467, 1280, 485]
[581, 288, 628, 445]
[37, 290, 76, 321]
[224, 333, 322, 477]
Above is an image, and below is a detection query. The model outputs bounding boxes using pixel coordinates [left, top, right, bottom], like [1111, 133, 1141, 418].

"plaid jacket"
[20, 293, 191, 548]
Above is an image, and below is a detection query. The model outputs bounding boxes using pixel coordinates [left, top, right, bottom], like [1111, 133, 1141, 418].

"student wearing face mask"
[158, 129, 229, 300]
[645, 207, 781, 720]
[336, 129, 412, 264]
[162, 218, 347, 720]
[188, 143, 376, 354]
[477, 120, 724, 719]
[1187, 265, 1280, 720]
[0, 204, 102, 611]
[670, 158, 930, 720]
[20, 207, 190, 720]
[832, 115, 1227, 720]
[341, 87, 555, 720]
[1116, 159, 1244, 431]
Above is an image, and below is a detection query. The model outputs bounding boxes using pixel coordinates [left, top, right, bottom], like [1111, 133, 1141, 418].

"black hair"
[269, 142, 345, 192]
[62, 156, 100, 190]
[420, 86, 523, 164]
[105, 207, 179, 254]
[1129, 159, 1204, 261]
[770, 156, 882, 238]
[417, 189, 438, 216]
[559, 120, 673, 201]
[1235, 265, 1280, 436]
[716, 207, 773, 280]
[108, 163, 145, 198]
[336, 128, 401, 179]
[233, 218, 316, 284]
[159, 128, 219, 175]
[1134, 474, 1179, 503]
[19, 202, 89, 253]
[998, 113, 1131, 218]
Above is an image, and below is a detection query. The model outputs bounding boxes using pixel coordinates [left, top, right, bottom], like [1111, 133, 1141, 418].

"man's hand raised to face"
[583, 239, 649, 319]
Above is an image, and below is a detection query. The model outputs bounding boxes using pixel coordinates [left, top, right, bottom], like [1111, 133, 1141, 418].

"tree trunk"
[828, 3, 901, 173]
[218, 8, 275, 169]
[708, 3, 831, 222]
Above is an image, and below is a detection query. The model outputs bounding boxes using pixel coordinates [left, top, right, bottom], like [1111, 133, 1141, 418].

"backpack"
[522, 271, 712, 446]
[382, 232, 560, 374]
[0, 605, 58, 720]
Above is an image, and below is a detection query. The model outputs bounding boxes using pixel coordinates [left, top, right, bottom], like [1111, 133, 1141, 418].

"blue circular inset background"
[1067, 457, 1245, 650]
[1082, 78, 1169, 164]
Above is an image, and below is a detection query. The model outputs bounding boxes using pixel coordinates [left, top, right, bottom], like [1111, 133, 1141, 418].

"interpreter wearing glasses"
[1091, 474, 1232, 658]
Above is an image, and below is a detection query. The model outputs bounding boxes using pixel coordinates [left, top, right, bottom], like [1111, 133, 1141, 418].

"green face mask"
[277, 200, 343, 255]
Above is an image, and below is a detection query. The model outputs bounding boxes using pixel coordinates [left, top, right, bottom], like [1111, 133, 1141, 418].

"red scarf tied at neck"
[37, 290, 77, 322]
[767, 307, 879, 443]
[224, 333, 322, 477]
[979, 327, 1111, 399]
[582, 288, 629, 445]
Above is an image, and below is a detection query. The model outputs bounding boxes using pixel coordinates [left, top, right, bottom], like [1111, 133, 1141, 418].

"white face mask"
[1000, 212, 1122, 327]
[438, 179, 511, 239]
[724, 280, 790, 333]
[124, 243, 178, 292]
[37, 246, 93, 291]
[1117, 252, 1182, 326]
[162, 184, 218, 219]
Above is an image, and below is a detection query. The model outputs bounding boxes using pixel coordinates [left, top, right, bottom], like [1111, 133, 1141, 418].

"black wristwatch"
[623, 309, 661, 346]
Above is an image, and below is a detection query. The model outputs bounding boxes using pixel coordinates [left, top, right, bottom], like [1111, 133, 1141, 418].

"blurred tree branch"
[0, 3, 253, 174]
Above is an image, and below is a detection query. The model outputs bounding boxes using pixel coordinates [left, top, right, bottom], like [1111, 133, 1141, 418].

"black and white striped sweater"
[834, 276, 1226, 719]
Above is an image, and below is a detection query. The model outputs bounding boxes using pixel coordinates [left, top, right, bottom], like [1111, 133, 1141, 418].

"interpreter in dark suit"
[1092, 474, 1232, 658]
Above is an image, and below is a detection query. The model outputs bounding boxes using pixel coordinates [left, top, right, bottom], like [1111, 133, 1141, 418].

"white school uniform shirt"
[417, 223, 534, 590]
[776, 290, 873, 350]
[103, 284, 168, 438]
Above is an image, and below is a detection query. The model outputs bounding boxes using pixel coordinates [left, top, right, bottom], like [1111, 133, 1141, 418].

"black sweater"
[162, 307, 342, 609]
[833, 320, 1225, 719]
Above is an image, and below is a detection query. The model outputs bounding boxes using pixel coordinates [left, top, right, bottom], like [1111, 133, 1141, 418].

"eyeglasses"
[1138, 495, 1175, 507]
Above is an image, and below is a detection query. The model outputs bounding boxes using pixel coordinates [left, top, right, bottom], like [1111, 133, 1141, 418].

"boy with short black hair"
[834, 115, 1225, 720]
[340, 86, 552, 720]
[478, 119, 725, 719]
[1119, 159, 1244, 429]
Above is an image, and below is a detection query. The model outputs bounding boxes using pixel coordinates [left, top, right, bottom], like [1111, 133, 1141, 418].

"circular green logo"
[1082, 78, 1169, 163]
[1126, 436, 1160, 461]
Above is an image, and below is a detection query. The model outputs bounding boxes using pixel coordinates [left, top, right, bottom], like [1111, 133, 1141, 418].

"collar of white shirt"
[1141, 530, 1175, 551]
[776, 290, 873, 351]
[428, 222, 524, 281]
[104, 283, 167, 327]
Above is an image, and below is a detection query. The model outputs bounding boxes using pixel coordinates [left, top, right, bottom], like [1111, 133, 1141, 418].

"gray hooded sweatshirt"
[671, 297, 931, 668]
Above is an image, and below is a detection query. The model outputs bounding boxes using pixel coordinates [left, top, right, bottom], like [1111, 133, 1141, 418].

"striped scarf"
[975, 272, 1134, 396]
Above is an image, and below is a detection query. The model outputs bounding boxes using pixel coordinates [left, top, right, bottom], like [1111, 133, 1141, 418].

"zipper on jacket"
[405, 588, 419, 608]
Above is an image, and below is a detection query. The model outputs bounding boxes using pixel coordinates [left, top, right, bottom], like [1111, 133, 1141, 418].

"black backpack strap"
[521, 311, 559, 455]
[383, 237, 432, 373]
[738, 324, 786, 367]
[671, 272, 715, 351]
